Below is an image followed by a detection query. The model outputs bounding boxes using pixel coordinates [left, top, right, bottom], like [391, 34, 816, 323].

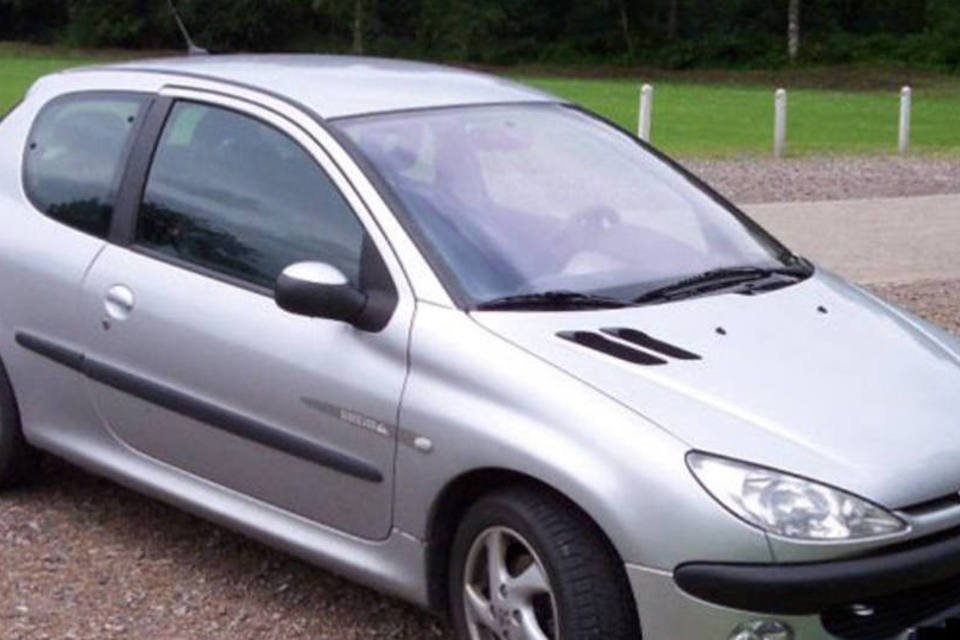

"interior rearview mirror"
[275, 262, 367, 325]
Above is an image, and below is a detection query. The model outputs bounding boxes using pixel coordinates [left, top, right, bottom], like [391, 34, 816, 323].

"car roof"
[81, 54, 562, 120]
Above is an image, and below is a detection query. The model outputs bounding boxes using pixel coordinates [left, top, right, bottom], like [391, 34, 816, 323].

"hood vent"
[558, 331, 667, 366]
[601, 328, 702, 361]
[558, 328, 702, 367]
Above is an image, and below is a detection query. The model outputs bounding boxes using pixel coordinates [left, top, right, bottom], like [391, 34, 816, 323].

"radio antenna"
[166, 0, 208, 56]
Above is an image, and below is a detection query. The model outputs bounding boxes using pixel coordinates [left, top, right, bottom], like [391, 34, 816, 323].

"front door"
[78, 95, 412, 540]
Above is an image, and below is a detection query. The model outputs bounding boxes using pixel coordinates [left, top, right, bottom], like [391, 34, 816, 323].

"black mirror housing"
[275, 262, 368, 325]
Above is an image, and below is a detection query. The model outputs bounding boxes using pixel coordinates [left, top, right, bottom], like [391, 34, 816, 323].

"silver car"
[2, 55, 959, 640]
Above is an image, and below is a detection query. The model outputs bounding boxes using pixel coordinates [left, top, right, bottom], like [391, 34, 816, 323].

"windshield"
[334, 104, 792, 307]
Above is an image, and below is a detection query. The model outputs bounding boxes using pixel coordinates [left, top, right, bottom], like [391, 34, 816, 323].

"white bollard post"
[774, 88, 788, 159]
[899, 86, 912, 155]
[638, 84, 654, 142]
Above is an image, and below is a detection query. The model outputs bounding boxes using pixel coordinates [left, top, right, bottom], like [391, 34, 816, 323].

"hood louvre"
[557, 331, 667, 366]
[602, 328, 702, 361]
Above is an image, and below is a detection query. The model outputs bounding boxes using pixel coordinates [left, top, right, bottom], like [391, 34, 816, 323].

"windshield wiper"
[476, 290, 631, 311]
[632, 263, 811, 305]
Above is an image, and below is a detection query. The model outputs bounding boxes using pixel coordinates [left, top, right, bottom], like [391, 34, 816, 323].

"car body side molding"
[14, 332, 384, 484]
[14, 332, 86, 372]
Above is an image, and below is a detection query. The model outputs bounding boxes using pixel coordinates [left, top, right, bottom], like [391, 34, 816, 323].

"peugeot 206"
[2, 56, 960, 640]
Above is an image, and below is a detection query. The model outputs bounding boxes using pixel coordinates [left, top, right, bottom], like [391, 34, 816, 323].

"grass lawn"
[522, 76, 960, 157]
[2, 44, 958, 158]
[0, 48, 106, 116]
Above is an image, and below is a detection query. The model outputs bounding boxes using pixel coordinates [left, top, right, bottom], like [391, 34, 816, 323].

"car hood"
[472, 271, 960, 509]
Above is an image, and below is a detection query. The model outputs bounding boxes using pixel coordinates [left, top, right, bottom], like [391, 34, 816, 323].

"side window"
[24, 93, 147, 238]
[136, 102, 365, 290]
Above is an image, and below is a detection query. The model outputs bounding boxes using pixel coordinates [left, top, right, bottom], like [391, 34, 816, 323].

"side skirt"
[26, 421, 431, 609]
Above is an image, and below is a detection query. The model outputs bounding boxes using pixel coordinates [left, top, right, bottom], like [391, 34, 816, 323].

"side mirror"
[275, 262, 367, 324]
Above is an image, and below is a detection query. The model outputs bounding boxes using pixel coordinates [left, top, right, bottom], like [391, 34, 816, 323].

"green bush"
[65, 0, 147, 48]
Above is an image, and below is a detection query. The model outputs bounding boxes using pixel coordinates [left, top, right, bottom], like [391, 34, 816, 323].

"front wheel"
[449, 486, 640, 640]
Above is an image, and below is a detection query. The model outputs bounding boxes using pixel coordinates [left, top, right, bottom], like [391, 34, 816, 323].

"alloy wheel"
[462, 526, 558, 640]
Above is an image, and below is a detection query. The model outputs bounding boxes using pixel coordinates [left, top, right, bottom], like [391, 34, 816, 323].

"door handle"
[104, 285, 135, 321]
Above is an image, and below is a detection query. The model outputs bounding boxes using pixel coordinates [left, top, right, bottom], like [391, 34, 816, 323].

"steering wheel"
[559, 206, 621, 239]
[550, 205, 622, 255]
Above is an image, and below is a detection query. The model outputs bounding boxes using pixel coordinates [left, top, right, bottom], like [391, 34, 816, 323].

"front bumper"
[629, 526, 960, 640]
[628, 564, 832, 639]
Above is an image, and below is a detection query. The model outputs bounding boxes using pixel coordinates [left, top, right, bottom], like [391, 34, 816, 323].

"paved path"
[744, 194, 960, 284]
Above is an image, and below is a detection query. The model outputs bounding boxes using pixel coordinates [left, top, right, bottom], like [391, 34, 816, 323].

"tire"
[0, 359, 36, 489]
[449, 485, 640, 640]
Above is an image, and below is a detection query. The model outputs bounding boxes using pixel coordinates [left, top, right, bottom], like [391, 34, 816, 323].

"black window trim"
[104, 69, 423, 300]
[110, 95, 173, 245]
[112, 94, 399, 331]
[20, 90, 154, 240]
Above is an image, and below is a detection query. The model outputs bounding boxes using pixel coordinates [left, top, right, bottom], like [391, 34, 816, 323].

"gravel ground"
[868, 279, 960, 334]
[3, 157, 960, 639]
[686, 155, 960, 204]
[0, 458, 453, 640]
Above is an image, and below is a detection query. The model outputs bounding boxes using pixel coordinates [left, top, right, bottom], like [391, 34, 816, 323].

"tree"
[788, 0, 800, 62]
[313, 0, 371, 54]
[3, 0, 960, 70]
[667, 0, 679, 40]
[613, 0, 635, 60]
[352, 0, 365, 53]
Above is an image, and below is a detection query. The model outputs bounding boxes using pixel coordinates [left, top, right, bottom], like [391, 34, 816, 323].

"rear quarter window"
[23, 92, 147, 238]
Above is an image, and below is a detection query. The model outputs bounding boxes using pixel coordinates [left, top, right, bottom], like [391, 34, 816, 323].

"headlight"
[687, 452, 907, 541]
